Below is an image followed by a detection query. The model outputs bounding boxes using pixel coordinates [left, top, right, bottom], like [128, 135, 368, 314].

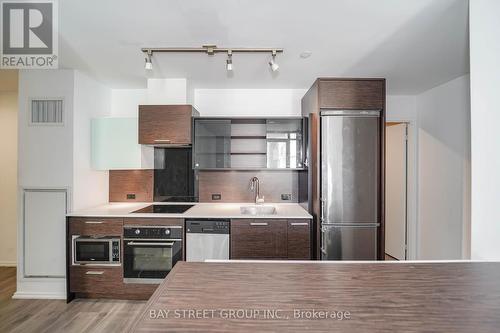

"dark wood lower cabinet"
[287, 220, 311, 260]
[70, 266, 122, 294]
[231, 219, 287, 259]
[231, 219, 311, 260]
[67, 217, 183, 301]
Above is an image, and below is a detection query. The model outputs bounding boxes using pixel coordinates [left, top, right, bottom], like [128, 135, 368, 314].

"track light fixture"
[269, 50, 279, 72]
[144, 50, 153, 70]
[141, 46, 283, 73]
[226, 50, 233, 71]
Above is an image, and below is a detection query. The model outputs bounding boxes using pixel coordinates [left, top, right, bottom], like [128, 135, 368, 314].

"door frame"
[385, 119, 417, 260]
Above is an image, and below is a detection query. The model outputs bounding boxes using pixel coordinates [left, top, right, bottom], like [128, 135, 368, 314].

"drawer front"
[287, 219, 311, 260]
[123, 218, 183, 227]
[69, 217, 123, 236]
[231, 219, 287, 259]
[70, 266, 122, 293]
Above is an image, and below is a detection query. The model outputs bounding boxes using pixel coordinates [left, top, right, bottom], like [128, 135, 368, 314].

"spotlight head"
[269, 50, 279, 72]
[145, 50, 153, 70]
[226, 50, 233, 71]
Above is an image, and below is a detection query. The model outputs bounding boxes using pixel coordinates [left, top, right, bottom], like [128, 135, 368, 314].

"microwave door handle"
[126, 242, 174, 247]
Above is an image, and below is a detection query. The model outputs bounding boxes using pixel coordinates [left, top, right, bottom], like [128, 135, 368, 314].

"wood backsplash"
[198, 170, 298, 203]
[109, 170, 153, 202]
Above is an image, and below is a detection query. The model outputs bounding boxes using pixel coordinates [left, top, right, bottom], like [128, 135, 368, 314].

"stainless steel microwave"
[72, 236, 120, 265]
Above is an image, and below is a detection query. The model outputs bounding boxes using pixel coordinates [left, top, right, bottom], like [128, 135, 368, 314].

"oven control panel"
[124, 226, 183, 239]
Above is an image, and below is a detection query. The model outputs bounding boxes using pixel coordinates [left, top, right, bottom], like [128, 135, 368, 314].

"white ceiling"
[59, 0, 469, 94]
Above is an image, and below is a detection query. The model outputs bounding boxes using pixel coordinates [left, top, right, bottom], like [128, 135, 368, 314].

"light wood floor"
[0, 267, 146, 333]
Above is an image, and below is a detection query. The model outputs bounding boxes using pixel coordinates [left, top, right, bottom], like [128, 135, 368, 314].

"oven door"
[74, 238, 111, 264]
[123, 239, 182, 283]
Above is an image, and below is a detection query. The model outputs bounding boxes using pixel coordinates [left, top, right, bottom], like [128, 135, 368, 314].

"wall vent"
[30, 99, 64, 125]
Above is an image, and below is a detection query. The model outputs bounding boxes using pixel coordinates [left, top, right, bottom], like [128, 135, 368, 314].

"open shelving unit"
[193, 117, 304, 170]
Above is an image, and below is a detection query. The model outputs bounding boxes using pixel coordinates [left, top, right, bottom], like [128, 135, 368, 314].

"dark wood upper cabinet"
[231, 219, 288, 259]
[138, 105, 199, 145]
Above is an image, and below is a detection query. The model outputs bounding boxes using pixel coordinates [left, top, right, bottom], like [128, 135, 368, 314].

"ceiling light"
[226, 50, 233, 71]
[269, 50, 279, 72]
[144, 50, 153, 70]
[300, 51, 312, 59]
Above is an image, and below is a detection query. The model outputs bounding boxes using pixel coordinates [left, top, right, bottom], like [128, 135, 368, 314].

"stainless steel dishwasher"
[185, 219, 230, 262]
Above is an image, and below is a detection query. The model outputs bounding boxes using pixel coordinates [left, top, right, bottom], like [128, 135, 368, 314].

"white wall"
[73, 71, 111, 210]
[469, 0, 500, 260]
[386, 95, 417, 121]
[16, 70, 75, 298]
[18, 70, 75, 188]
[416, 75, 470, 260]
[110, 79, 188, 117]
[110, 89, 146, 117]
[194, 89, 307, 116]
[0, 70, 18, 266]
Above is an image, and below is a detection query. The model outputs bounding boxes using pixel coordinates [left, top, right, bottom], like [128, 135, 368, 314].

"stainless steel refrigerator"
[320, 110, 381, 260]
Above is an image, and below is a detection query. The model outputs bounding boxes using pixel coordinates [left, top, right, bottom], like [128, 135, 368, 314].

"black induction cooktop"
[132, 204, 194, 214]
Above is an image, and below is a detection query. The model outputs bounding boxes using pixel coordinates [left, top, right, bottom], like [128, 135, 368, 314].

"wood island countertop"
[128, 261, 500, 332]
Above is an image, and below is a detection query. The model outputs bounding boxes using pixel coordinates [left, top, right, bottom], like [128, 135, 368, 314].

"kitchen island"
[128, 261, 500, 332]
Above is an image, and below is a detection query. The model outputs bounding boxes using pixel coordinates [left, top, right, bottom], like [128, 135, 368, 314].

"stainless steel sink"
[240, 205, 277, 215]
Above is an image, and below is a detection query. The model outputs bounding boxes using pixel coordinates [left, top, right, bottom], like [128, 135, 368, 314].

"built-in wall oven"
[123, 226, 183, 284]
[73, 236, 120, 265]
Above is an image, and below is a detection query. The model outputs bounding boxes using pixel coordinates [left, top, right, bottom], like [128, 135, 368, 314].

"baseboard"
[0, 261, 17, 267]
[12, 291, 66, 300]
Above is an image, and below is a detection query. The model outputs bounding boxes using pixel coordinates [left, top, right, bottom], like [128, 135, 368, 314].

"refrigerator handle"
[320, 198, 326, 223]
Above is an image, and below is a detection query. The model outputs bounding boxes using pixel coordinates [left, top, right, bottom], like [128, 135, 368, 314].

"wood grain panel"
[109, 170, 153, 202]
[231, 219, 287, 259]
[287, 219, 311, 259]
[68, 217, 123, 236]
[318, 78, 385, 109]
[198, 170, 298, 203]
[70, 266, 122, 294]
[130, 262, 500, 332]
[138, 105, 196, 145]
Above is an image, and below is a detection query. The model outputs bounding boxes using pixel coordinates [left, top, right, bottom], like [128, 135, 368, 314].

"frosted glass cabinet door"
[91, 117, 145, 170]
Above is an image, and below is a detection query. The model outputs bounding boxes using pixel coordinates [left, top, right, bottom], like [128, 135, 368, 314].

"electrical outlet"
[212, 193, 222, 200]
[281, 193, 292, 201]
[126, 194, 136, 200]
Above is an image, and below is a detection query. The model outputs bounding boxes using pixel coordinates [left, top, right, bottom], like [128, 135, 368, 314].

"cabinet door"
[231, 219, 287, 259]
[193, 119, 231, 169]
[287, 220, 311, 259]
[138, 105, 193, 145]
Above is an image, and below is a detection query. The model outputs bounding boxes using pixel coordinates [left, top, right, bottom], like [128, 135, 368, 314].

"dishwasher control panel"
[186, 219, 230, 234]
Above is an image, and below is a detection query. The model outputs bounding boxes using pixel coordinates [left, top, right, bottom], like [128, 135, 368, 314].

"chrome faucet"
[250, 177, 264, 204]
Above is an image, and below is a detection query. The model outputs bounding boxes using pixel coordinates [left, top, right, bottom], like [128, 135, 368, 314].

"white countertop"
[67, 202, 312, 219]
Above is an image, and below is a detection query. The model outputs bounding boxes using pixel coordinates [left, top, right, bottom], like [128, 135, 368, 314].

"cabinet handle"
[154, 139, 171, 143]
[250, 222, 268, 226]
[290, 222, 309, 226]
[84, 221, 103, 224]
[85, 271, 104, 275]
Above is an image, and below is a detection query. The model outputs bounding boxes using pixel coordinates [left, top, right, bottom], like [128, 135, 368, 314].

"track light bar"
[141, 45, 283, 55]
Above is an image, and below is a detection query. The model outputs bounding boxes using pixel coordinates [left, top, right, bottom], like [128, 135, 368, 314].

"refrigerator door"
[321, 110, 380, 224]
[321, 224, 378, 260]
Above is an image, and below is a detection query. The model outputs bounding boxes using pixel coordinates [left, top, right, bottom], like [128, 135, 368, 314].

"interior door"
[385, 123, 408, 260]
